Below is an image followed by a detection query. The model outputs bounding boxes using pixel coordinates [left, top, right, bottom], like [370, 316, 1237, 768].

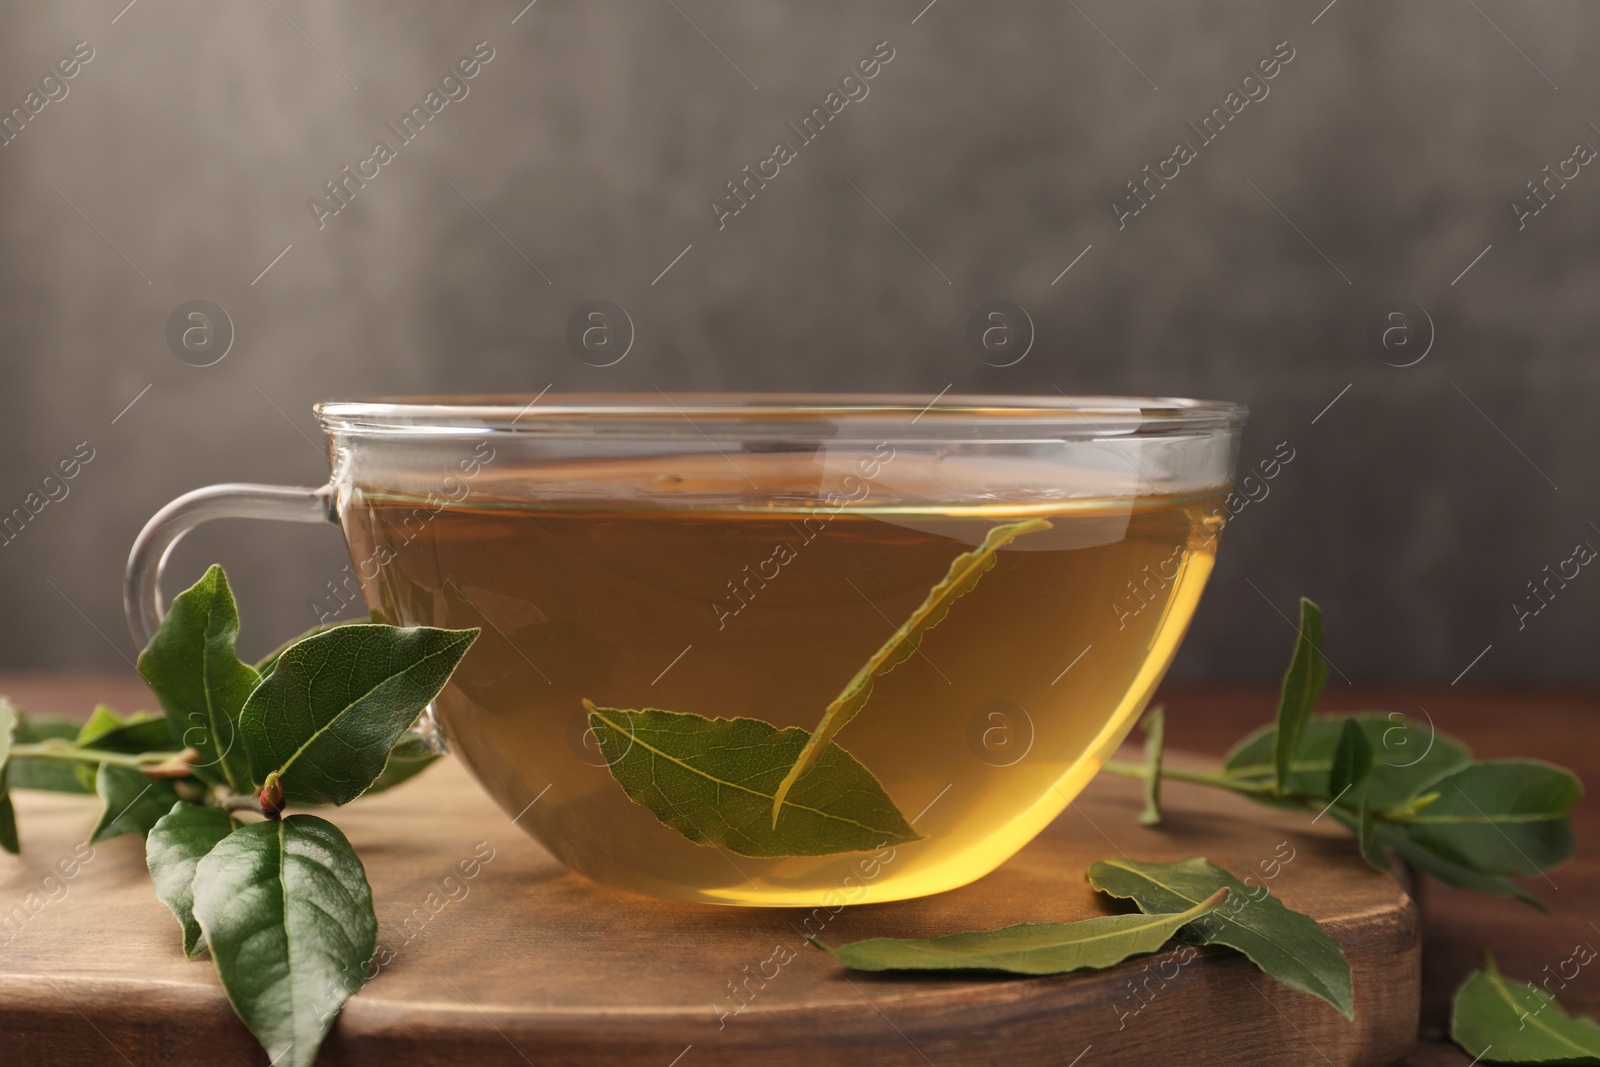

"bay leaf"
[72, 705, 177, 791]
[1137, 704, 1165, 827]
[1451, 953, 1600, 1064]
[146, 802, 235, 957]
[773, 517, 1051, 822]
[361, 731, 441, 796]
[255, 621, 350, 680]
[137, 564, 260, 791]
[588, 704, 920, 857]
[826, 886, 1229, 975]
[193, 815, 376, 1067]
[1088, 856, 1354, 1019]
[0, 700, 16, 851]
[1397, 760, 1580, 877]
[1328, 717, 1374, 801]
[239, 624, 477, 806]
[91, 763, 181, 843]
[1272, 597, 1329, 795]
[1224, 713, 1473, 809]
[1352, 816, 1547, 909]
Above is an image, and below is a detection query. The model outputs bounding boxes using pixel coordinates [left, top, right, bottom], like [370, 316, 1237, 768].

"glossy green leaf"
[826, 887, 1228, 975]
[774, 518, 1052, 821]
[239, 624, 477, 806]
[1137, 705, 1165, 827]
[588, 705, 920, 857]
[5, 711, 91, 793]
[1328, 717, 1374, 801]
[1451, 953, 1600, 1064]
[1397, 760, 1580, 878]
[1354, 817, 1547, 909]
[193, 815, 377, 1067]
[91, 764, 181, 843]
[1088, 856, 1353, 1019]
[146, 802, 235, 957]
[1272, 598, 1329, 795]
[1224, 713, 1474, 809]
[137, 565, 260, 791]
[255, 621, 352, 680]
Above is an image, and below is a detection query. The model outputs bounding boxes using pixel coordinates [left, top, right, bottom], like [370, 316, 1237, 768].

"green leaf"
[1451, 953, 1600, 1064]
[774, 518, 1052, 822]
[588, 704, 920, 857]
[362, 731, 441, 796]
[1272, 598, 1329, 795]
[255, 621, 353, 679]
[137, 565, 261, 792]
[1088, 856, 1354, 1019]
[1328, 717, 1374, 801]
[1355, 800, 1389, 873]
[193, 815, 377, 1067]
[146, 802, 235, 957]
[239, 624, 478, 806]
[72, 706, 177, 790]
[1397, 760, 1580, 878]
[825, 886, 1229, 975]
[91, 764, 181, 843]
[1224, 713, 1474, 809]
[1137, 705, 1165, 827]
[5, 711, 91, 793]
[0, 701, 17, 853]
[1356, 817, 1547, 909]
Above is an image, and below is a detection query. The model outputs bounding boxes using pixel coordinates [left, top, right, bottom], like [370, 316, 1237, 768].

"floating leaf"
[826, 887, 1228, 975]
[193, 815, 377, 1067]
[1224, 713, 1473, 809]
[1088, 856, 1353, 1019]
[1272, 598, 1329, 795]
[138, 565, 260, 791]
[1396, 760, 1580, 878]
[91, 764, 181, 843]
[1451, 952, 1600, 1064]
[588, 704, 919, 858]
[239, 624, 477, 806]
[1328, 717, 1374, 802]
[774, 518, 1051, 822]
[1137, 705, 1165, 827]
[4, 711, 91, 794]
[146, 802, 235, 957]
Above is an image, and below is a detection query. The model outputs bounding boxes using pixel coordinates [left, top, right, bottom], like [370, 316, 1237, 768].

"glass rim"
[315, 393, 1248, 436]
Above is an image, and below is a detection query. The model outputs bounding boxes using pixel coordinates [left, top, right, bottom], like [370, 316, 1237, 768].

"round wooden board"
[0, 750, 1418, 1066]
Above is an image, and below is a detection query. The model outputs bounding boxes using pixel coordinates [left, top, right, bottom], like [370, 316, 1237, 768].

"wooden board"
[0, 749, 1419, 1067]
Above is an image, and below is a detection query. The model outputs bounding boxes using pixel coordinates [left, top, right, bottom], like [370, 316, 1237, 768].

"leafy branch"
[0, 565, 478, 1067]
[1104, 598, 1583, 908]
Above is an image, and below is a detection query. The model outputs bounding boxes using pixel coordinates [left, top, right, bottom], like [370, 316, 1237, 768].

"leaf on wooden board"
[146, 802, 235, 957]
[1451, 952, 1600, 1064]
[239, 624, 477, 806]
[1272, 598, 1329, 795]
[137, 564, 261, 791]
[772, 518, 1052, 823]
[1224, 713, 1474, 809]
[825, 887, 1229, 975]
[1328, 717, 1374, 802]
[1138, 705, 1166, 827]
[1088, 856, 1354, 1020]
[1395, 760, 1581, 878]
[588, 704, 920, 858]
[91, 763, 181, 843]
[4, 711, 92, 794]
[193, 815, 377, 1067]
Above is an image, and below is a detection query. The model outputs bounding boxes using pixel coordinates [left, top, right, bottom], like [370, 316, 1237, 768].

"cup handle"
[124, 483, 337, 647]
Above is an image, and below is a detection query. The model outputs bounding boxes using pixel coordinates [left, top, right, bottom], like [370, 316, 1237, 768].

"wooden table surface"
[1, 673, 1594, 1065]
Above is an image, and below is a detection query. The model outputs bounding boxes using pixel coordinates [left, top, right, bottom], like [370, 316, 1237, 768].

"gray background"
[1, 0, 1596, 683]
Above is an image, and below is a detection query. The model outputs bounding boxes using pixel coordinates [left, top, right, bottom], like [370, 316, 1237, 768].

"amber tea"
[340, 452, 1227, 906]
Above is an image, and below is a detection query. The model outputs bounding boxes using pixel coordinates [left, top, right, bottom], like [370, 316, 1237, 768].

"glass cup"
[126, 394, 1244, 906]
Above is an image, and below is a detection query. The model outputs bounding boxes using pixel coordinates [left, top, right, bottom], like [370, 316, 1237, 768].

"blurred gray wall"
[2, 0, 1597, 683]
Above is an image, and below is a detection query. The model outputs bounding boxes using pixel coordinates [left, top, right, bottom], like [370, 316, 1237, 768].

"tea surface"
[342, 456, 1225, 905]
